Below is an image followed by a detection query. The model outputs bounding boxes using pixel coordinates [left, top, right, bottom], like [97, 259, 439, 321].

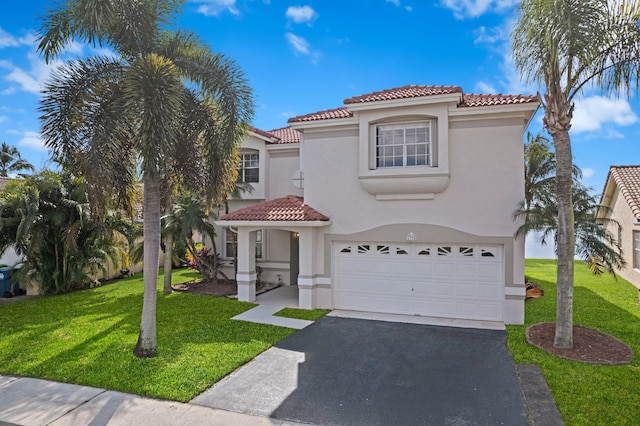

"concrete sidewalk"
[0, 375, 310, 426]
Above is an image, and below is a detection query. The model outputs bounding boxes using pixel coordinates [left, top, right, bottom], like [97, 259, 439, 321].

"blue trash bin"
[0, 267, 12, 296]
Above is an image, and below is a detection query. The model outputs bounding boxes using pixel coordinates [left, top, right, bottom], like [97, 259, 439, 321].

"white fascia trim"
[345, 93, 462, 111]
[266, 143, 299, 154]
[248, 130, 278, 143]
[214, 220, 332, 228]
[289, 117, 359, 131]
[448, 103, 540, 118]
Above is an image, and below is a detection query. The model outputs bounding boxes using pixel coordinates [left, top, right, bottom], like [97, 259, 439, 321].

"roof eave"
[345, 92, 462, 111]
[214, 220, 332, 228]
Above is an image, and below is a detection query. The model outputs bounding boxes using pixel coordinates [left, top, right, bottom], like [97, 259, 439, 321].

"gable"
[602, 166, 640, 221]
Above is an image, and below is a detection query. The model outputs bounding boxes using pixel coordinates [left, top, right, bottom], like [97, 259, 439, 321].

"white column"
[236, 228, 256, 302]
[297, 228, 315, 309]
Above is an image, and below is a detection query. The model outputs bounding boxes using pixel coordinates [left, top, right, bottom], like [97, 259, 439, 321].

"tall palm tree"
[512, 0, 640, 348]
[37, 0, 253, 357]
[0, 142, 34, 177]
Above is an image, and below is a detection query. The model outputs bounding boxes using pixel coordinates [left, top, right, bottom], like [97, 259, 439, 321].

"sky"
[1, 0, 639, 258]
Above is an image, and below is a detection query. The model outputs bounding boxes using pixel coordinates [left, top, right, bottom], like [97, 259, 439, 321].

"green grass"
[510, 259, 640, 425]
[273, 307, 331, 321]
[0, 269, 296, 402]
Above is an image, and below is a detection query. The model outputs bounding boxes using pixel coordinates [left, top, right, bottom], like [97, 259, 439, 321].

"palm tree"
[515, 181, 625, 277]
[523, 132, 556, 212]
[0, 172, 122, 294]
[512, 0, 640, 348]
[162, 191, 217, 271]
[0, 142, 34, 177]
[37, 0, 253, 357]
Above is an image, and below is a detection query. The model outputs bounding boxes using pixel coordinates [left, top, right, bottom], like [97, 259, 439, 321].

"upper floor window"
[376, 122, 432, 168]
[238, 152, 259, 183]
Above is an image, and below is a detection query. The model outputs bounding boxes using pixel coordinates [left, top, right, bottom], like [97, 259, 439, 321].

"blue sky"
[1, 0, 639, 257]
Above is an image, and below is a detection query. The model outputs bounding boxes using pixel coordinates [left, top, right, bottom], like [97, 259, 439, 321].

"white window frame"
[634, 230, 640, 270]
[224, 228, 263, 260]
[237, 152, 259, 183]
[374, 121, 435, 168]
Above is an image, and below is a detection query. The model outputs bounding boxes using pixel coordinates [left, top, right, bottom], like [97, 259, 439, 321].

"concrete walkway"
[233, 286, 312, 329]
[0, 375, 309, 426]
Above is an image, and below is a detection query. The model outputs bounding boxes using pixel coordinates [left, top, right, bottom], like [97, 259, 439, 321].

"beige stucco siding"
[301, 120, 525, 238]
[606, 188, 640, 288]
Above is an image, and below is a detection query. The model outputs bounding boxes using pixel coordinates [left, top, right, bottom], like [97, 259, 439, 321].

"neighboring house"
[600, 165, 640, 288]
[215, 85, 539, 326]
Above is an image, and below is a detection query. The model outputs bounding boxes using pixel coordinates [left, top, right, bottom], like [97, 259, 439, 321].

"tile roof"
[609, 165, 640, 220]
[343, 85, 462, 104]
[460, 93, 539, 107]
[287, 107, 353, 123]
[268, 126, 301, 144]
[249, 126, 276, 140]
[219, 195, 330, 222]
[288, 85, 539, 123]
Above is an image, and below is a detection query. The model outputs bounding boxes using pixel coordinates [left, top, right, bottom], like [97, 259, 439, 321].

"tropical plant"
[0, 172, 122, 294]
[0, 142, 34, 177]
[162, 191, 229, 283]
[37, 0, 253, 357]
[515, 181, 625, 276]
[512, 0, 640, 348]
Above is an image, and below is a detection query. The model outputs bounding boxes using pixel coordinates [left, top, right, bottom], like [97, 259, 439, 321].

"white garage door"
[333, 243, 504, 321]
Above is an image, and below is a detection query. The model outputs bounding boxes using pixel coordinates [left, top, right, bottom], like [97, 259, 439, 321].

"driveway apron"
[192, 316, 528, 426]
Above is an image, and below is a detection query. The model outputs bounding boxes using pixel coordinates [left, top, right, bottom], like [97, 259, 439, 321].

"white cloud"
[571, 96, 638, 134]
[285, 6, 317, 24]
[440, 0, 518, 19]
[0, 28, 36, 49]
[582, 168, 595, 178]
[475, 81, 497, 93]
[285, 33, 310, 55]
[473, 25, 507, 44]
[1, 52, 63, 95]
[0, 116, 6, 123]
[18, 131, 46, 151]
[192, 0, 240, 16]
[386, 0, 413, 12]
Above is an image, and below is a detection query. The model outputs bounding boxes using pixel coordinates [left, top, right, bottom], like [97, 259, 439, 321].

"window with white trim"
[224, 228, 263, 259]
[375, 122, 433, 168]
[237, 152, 259, 183]
[634, 230, 640, 270]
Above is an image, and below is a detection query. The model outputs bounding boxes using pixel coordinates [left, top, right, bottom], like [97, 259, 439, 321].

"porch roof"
[217, 195, 330, 227]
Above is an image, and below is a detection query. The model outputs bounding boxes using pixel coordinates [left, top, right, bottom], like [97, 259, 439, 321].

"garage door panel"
[334, 243, 504, 321]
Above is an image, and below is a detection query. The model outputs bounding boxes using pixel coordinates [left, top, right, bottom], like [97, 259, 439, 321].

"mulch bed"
[172, 278, 281, 297]
[526, 322, 634, 365]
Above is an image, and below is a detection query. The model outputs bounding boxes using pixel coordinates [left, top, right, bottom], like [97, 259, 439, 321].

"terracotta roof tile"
[460, 93, 540, 107]
[609, 165, 640, 220]
[288, 85, 539, 124]
[288, 107, 352, 123]
[343, 85, 462, 104]
[268, 126, 301, 144]
[220, 195, 329, 222]
[249, 126, 276, 140]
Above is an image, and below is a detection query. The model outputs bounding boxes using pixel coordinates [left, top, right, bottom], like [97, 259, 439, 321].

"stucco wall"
[606, 189, 640, 288]
[302, 118, 525, 238]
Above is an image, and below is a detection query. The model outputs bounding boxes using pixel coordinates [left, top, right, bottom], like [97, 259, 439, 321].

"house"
[600, 165, 640, 288]
[215, 85, 539, 326]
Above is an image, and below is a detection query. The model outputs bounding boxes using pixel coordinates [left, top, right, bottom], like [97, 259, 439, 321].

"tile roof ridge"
[609, 165, 640, 220]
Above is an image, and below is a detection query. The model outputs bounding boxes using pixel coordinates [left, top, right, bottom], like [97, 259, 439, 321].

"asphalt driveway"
[192, 316, 529, 426]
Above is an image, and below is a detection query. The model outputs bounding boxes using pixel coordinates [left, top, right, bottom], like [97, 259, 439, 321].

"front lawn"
[0, 269, 296, 402]
[510, 259, 640, 425]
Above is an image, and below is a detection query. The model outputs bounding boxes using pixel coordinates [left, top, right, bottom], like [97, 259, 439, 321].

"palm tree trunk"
[553, 128, 575, 349]
[134, 175, 160, 358]
[163, 233, 173, 295]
